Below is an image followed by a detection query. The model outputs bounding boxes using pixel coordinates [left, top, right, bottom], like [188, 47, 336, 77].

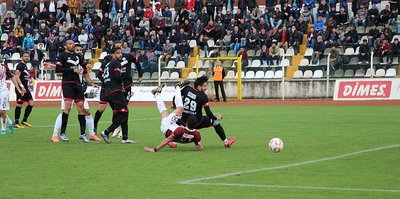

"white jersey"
[160, 112, 181, 134]
[0, 64, 12, 91]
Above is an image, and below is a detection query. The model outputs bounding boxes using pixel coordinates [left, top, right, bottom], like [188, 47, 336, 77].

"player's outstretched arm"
[144, 135, 175, 152]
[195, 142, 203, 151]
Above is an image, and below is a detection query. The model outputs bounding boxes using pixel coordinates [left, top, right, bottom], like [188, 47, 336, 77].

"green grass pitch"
[0, 105, 399, 198]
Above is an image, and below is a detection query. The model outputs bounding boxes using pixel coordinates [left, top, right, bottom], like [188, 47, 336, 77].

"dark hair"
[186, 115, 199, 130]
[111, 47, 122, 54]
[194, 75, 208, 88]
[75, 44, 82, 48]
[22, 51, 30, 56]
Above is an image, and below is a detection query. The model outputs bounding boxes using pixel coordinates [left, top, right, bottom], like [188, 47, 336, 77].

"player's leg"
[196, 116, 236, 148]
[51, 113, 62, 142]
[76, 99, 89, 143]
[151, 84, 169, 118]
[82, 100, 100, 141]
[93, 89, 107, 133]
[14, 91, 24, 128]
[172, 85, 184, 116]
[21, 92, 34, 127]
[0, 92, 12, 134]
[100, 93, 128, 144]
[0, 110, 6, 135]
[59, 86, 75, 142]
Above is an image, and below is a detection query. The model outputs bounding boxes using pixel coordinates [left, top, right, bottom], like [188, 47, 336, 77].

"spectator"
[121, 41, 131, 54]
[30, 44, 44, 71]
[87, 33, 97, 50]
[176, 41, 191, 67]
[46, 34, 58, 62]
[367, 24, 380, 47]
[237, 47, 248, 69]
[2, 13, 15, 33]
[78, 29, 88, 50]
[102, 12, 112, 30]
[197, 34, 208, 56]
[296, 17, 308, 35]
[268, 40, 280, 65]
[368, 4, 380, 26]
[377, 38, 391, 63]
[109, 0, 119, 24]
[311, 36, 325, 65]
[57, 0, 68, 13]
[48, 0, 57, 16]
[161, 39, 174, 62]
[1, 42, 12, 61]
[300, 5, 312, 23]
[259, 45, 269, 64]
[288, 25, 301, 54]
[55, 8, 66, 23]
[121, 0, 131, 18]
[335, 6, 349, 26]
[270, 7, 282, 28]
[68, 0, 78, 23]
[358, 39, 371, 64]
[219, 29, 232, 50]
[145, 51, 158, 72]
[343, 25, 358, 47]
[389, 38, 400, 64]
[354, 4, 368, 28]
[329, 45, 340, 71]
[79, 0, 87, 15]
[138, 17, 150, 36]
[137, 50, 148, 70]
[212, 60, 227, 102]
[317, 0, 329, 21]
[22, 32, 35, 51]
[314, 15, 324, 32]
[380, 5, 391, 23]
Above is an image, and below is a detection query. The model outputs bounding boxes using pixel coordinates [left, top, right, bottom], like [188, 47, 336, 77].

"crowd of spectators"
[0, 0, 398, 74]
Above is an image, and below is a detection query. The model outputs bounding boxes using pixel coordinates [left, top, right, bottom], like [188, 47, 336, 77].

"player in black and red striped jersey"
[55, 40, 98, 142]
[99, 47, 135, 144]
[144, 115, 203, 152]
[179, 76, 236, 148]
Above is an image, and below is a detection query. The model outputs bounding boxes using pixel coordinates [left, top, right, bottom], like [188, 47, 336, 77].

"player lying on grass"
[0, 63, 25, 135]
[144, 83, 203, 152]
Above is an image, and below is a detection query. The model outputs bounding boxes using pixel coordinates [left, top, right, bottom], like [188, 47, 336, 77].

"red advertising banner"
[334, 79, 400, 100]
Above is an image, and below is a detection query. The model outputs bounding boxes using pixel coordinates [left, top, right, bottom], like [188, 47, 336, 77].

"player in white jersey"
[51, 44, 101, 142]
[151, 81, 188, 148]
[0, 63, 25, 135]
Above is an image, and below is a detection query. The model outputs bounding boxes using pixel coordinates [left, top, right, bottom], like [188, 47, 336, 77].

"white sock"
[224, 139, 228, 145]
[174, 87, 183, 108]
[6, 115, 12, 125]
[53, 113, 62, 137]
[155, 95, 167, 113]
[1, 118, 5, 131]
[85, 115, 95, 136]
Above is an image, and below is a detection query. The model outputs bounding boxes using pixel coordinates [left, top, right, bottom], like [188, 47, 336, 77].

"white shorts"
[0, 89, 10, 110]
[60, 97, 90, 110]
[160, 112, 180, 134]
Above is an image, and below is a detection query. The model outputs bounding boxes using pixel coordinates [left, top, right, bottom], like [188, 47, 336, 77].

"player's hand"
[144, 146, 156, 153]
[92, 84, 100, 88]
[137, 77, 143, 83]
[17, 89, 25, 96]
[216, 114, 223, 120]
[20, 87, 27, 94]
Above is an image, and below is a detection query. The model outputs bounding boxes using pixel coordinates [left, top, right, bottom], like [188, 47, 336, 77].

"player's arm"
[112, 61, 123, 84]
[83, 73, 99, 88]
[195, 142, 203, 151]
[6, 65, 24, 95]
[55, 56, 73, 73]
[127, 53, 143, 83]
[144, 135, 174, 153]
[97, 65, 105, 83]
[14, 65, 27, 93]
[194, 132, 203, 151]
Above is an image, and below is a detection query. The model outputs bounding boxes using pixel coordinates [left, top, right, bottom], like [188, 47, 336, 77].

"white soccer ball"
[269, 138, 283, 152]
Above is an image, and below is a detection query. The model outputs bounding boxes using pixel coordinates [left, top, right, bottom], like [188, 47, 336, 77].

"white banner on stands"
[7, 81, 176, 102]
[334, 79, 400, 100]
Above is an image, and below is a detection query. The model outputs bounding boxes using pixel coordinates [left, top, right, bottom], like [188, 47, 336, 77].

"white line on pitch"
[180, 144, 400, 184]
[188, 182, 400, 193]
[31, 117, 160, 128]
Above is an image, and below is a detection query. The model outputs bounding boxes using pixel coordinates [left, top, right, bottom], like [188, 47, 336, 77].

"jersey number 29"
[184, 97, 197, 112]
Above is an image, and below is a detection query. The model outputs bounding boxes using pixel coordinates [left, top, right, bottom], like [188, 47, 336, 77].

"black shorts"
[103, 91, 128, 111]
[62, 83, 85, 102]
[99, 89, 107, 104]
[181, 116, 214, 129]
[15, 89, 33, 104]
[124, 87, 131, 103]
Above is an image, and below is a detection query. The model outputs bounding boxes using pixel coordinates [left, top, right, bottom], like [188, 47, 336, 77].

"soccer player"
[14, 52, 34, 128]
[93, 41, 142, 137]
[51, 44, 101, 142]
[55, 40, 98, 143]
[99, 47, 135, 144]
[179, 76, 236, 148]
[144, 85, 203, 153]
[0, 64, 25, 135]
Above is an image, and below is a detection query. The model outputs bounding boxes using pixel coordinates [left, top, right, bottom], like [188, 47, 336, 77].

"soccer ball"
[268, 138, 283, 152]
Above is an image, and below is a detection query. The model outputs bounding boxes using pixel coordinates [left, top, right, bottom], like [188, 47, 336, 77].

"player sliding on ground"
[144, 84, 203, 152]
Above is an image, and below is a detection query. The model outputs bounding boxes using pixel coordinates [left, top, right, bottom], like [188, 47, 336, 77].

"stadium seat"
[357, 27, 366, 34]
[198, 70, 206, 77]
[207, 39, 215, 47]
[285, 48, 294, 57]
[255, 49, 261, 56]
[393, 57, 399, 64]
[251, 59, 261, 67]
[293, 70, 303, 78]
[225, 70, 235, 79]
[245, 71, 255, 78]
[359, 35, 368, 44]
[93, 62, 102, 70]
[354, 46, 360, 55]
[142, 72, 151, 79]
[10, 53, 21, 60]
[187, 72, 197, 79]
[323, 48, 331, 56]
[375, 69, 385, 77]
[264, 70, 274, 78]
[392, 35, 400, 43]
[254, 71, 265, 78]
[89, 72, 96, 79]
[176, 61, 185, 68]
[151, 72, 159, 79]
[344, 69, 354, 77]
[196, 60, 203, 68]
[198, 50, 205, 58]
[385, 68, 396, 77]
[1, 33, 8, 42]
[26, 63, 32, 70]
[84, 51, 92, 60]
[281, 59, 290, 67]
[7, 63, 13, 70]
[274, 70, 283, 78]
[189, 40, 197, 48]
[203, 60, 211, 68]
[304, 48, 313, 56]
[247, 49, 255, 57]
[45, 73, 52, 80]
[299, 58, 309, 66]
[333, 69, 344, 78]
[223, 60, 233, 68]
[170, 72, 180, 79]
[354, 68, 365, 77]
[319, 58, 327, 66]
[279, 48, 285, 57]
[227, 50, 236, 56]
[99, 52, 108, 59]
[160, 71, 170, 79]
[313, 70, 323, 78]
[344, 48, 355, 55]
[234, 71, 244, 79]
[166, 60, 176, 68]
[303, 70, 313, 78]
[220, 50, 228, 56]
[364, 68, 374, 77]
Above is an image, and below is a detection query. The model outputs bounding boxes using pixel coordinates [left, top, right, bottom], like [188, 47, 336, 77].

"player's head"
[74, 44, 83, 55]
[194, 75, 208, 92]
[64, 40, 75, 53]
[186, 115, 199, 130]
[111, 47, 123, 60]
[22, 52, 30, 63]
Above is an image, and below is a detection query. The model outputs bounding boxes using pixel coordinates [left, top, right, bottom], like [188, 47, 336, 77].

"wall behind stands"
[220, 80, 336, 99]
